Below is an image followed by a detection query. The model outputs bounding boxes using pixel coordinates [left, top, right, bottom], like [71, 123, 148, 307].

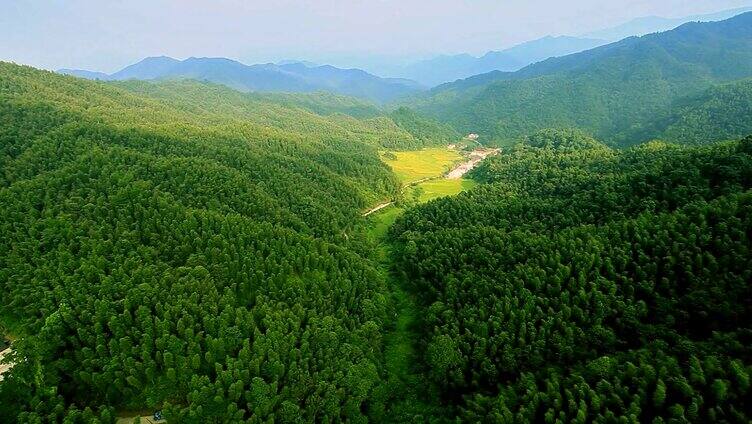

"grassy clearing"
[382, 148, 463, 184]
[370, 220, 446, 421]
[367, 205, 404, 241]
[410, 178, 476, 203]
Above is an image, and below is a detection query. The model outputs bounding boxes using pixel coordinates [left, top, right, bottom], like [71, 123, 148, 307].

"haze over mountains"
[362, 6, 752, 86]
[60, 56, 422, 103]
[406, 12, 752, 146]
[57, 7, 752, 95]
[584, 5, 752, 41]
[384, 36, 607, 87]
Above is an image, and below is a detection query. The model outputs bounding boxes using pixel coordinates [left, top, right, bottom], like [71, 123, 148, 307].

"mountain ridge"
[387, 35, 607, 86]
[406, 12, 752, 146]
[584, 6, 752, 41]
[58, 56, 424, 103]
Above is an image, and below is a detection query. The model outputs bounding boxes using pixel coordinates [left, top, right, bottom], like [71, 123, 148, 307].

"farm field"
[367, 148, 477, 238]
[381, 148, 463, 183]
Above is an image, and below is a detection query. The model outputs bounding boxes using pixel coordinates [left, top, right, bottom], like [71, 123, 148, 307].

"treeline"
[116, 79, 452, 150]
[390, 129, 752, 422]
[0, 62, 410, 422]
[246, 91, 382, 119]
[389, 107, 460, 147]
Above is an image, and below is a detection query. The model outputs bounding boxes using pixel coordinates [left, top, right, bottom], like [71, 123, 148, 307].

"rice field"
[367, 148, 478, 238]
[381, 148, 463, 184]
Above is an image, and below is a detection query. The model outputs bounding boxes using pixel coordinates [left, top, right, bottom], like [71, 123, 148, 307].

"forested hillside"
[388, 107, 460, 146]
[246, 91, 382, 119]
[406, 12, 752, 146]
[0, 62, 446, 422]
[389, 129, 752, 421]
[658, 78, 752, 144]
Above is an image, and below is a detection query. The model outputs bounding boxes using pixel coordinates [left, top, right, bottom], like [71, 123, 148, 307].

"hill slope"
[658, 78, 752, 144]
[390, 130, 752, 421]
[3, 61, 752, 423]
[59, 56, 424, 103]
[246, 90, 382, 119]
[0, 61, 438, 422]
[406, 12, 752, 146]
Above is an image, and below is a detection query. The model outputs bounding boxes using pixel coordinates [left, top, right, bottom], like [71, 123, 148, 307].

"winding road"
[445, 148, 500, 179]
[363, 201, 394, 217]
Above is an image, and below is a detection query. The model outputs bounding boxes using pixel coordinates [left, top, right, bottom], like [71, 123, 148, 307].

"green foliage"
[390, 133, 752, 422]
[3, 57, 752, 423]
[660, 78, 752, 144]
[247, 91, 382, 119]
[406, 13, 752, 146]
[0, 61, 402, 422]
[523, 128, 607, 151]
[389, 107, 459, 147]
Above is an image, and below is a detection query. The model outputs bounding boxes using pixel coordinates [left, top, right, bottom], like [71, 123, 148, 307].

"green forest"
[390, 129, 752, 422]
[406, 12, 752, 147]
[0, 62, 449, 422]
[2, 11, 752, 424]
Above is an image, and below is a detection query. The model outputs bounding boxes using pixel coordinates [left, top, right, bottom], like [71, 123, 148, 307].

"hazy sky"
[1, 0, 750, 72]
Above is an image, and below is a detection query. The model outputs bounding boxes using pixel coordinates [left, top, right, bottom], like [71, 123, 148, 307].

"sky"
[1, 0, 750, 73]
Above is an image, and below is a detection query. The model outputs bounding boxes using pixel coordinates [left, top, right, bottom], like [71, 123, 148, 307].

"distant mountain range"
[405, 12, 752, 147]
[380, 6, 752, 87]
[58, 7, 752, 97]
[584, 6, 752, 41]
[59, 57, 423, 103]
[390, 36, 607, 86]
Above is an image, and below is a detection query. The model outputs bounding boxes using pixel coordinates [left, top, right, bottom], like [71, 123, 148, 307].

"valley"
[363, 146, 481, 216]
[366, 146, 482, 422]
[2, 7, 752, 424]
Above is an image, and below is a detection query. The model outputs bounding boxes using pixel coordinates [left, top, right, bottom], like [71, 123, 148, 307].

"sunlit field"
[381, 148, 463, 183]
[411, 178, 476, 202]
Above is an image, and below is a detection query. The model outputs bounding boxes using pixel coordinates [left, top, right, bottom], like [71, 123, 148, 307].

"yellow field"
[367, 148, 477, 237]
[411, 179, 476, 203]
[382, 148, 463, 183]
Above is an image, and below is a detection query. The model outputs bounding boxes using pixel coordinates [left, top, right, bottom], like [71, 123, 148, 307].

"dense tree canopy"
[390, 130, 752, 422]
[388, 107, 460, 147]
[0, 62, 427, 422]
[2, 58, 752, 424]
[660, 78, 752, 145]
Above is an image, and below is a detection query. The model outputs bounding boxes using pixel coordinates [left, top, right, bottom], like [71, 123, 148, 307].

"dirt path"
[362, 177, 439, 216]
[363, 201, 394, 217]
[0, 347, 13, 381]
